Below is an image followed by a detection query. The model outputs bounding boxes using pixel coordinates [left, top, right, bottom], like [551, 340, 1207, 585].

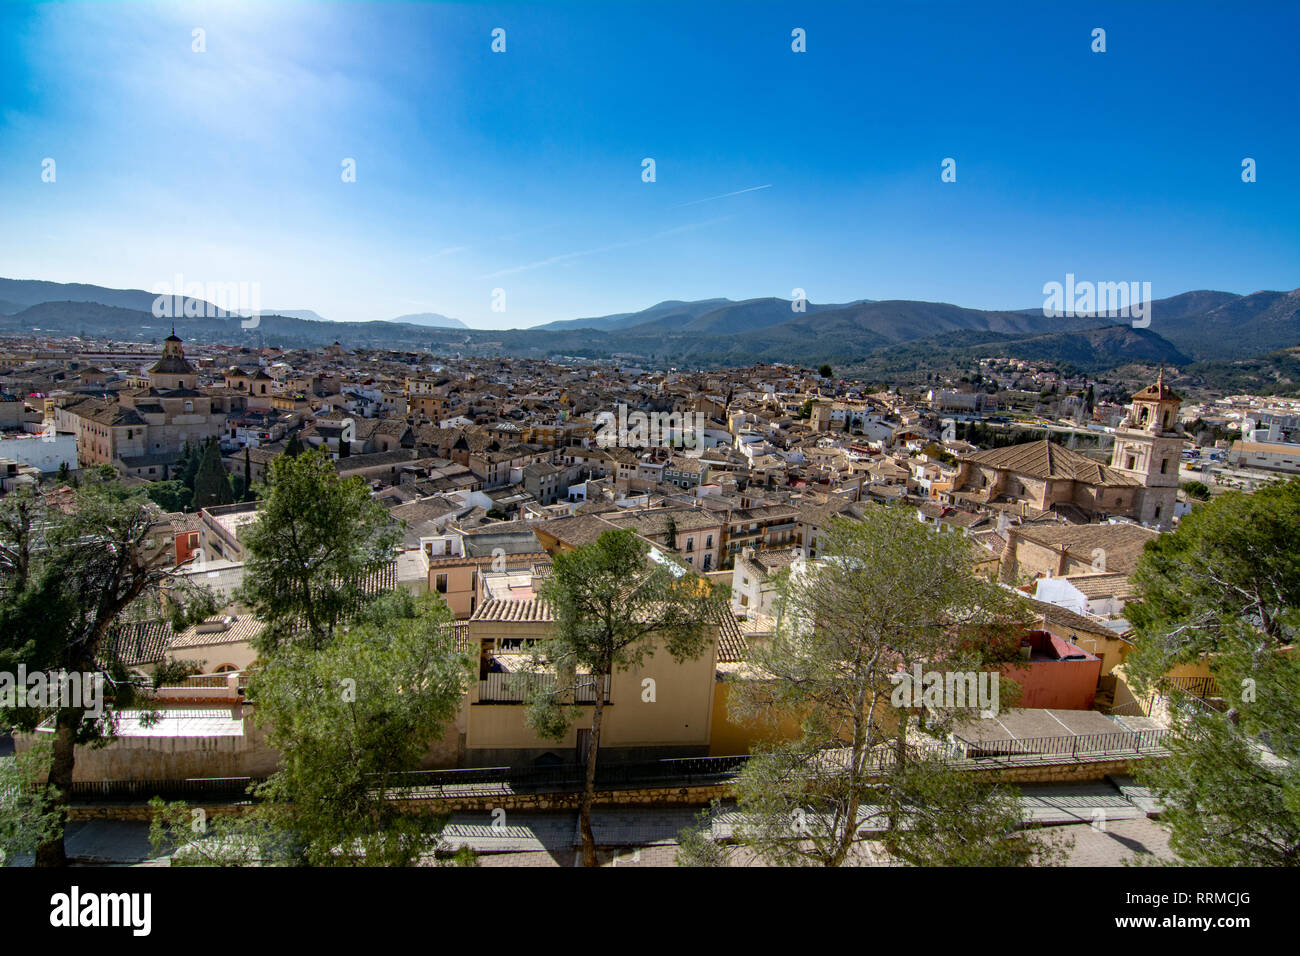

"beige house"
[426, 550, 548, 618]
[165, 612, 264, 674]
[459, 593, 725, 767]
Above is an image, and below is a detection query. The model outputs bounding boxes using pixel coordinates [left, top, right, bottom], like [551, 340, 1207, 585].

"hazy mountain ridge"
[267, 309, 330, 323]
[388, 312, 469, 329]
[1, 277, 1295, 375]
[535, 298, 735, 332]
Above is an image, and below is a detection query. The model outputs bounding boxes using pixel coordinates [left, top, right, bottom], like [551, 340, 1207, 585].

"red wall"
[1001, 658, 1102, 710]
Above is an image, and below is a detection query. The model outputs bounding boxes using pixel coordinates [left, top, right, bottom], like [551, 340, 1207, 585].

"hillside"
[839, 325, 1190, 384]
[1152, 289, 1300, 360]
[1178, 346, 1300, 398]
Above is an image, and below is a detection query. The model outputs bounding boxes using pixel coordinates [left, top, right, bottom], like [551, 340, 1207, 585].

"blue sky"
[1, 1, 1297, 329]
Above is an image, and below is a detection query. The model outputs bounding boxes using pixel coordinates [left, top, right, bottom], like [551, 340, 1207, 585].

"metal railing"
[1163, 675, 1221, 699]
[1107, 675, 1224, 719]
[165, 673, 237, 689]
[477, 672, 611, 704]
[69, 776, 262, 802]
[953, 729, 1169, 760]
[383, 754, 751, 798]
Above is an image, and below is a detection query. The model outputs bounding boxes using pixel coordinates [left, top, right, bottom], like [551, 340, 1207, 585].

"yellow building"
[458, 595, 724, 766]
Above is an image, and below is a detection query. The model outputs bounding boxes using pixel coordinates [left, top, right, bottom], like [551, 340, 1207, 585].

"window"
[705, 534, 713, 549]
[435, 573, 448, 593]
[1160, 459, 1168, 474]
[685, 537, 694, 552]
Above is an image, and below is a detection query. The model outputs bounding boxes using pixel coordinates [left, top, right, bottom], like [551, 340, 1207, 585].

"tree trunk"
[830, 683, 871, 866]
[35, 711, 80, 867]
[579, 678, 606, 867]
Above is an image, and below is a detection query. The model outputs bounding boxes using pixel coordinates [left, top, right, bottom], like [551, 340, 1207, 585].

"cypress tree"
[193, 440, 235, 508]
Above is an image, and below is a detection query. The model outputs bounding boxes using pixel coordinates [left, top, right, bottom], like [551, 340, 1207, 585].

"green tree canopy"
[150, 591, 472, 867]
[248, 591, 470, 865]
[1126, 479, 1300, 681]
[1125, 479, 1300, 866]
[0, 481, 177, 865]
[239, 448, 400, 650]
[679, 509, 1047, 867]
[145, 479, 193, 513]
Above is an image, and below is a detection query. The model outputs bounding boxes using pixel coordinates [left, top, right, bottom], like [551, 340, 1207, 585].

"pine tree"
[677, 510, 1048, 867]
[526, 529, 728, 866]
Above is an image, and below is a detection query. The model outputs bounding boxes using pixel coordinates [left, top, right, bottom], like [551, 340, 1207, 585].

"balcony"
[477, 670, 611, 704]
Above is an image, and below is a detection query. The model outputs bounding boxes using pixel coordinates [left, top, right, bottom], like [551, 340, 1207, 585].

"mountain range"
[1, 277, 1297, 390]
[0, 280, 468, 329]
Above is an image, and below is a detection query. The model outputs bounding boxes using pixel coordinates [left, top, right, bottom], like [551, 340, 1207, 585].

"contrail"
[476, 216, 732, 279]
[673, 183, 772, 208]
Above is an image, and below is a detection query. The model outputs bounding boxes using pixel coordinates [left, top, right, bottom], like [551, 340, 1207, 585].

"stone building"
[948, 439, 1141, 522]
[946, 375, 1184, 529]
[54, 332, 232, 478]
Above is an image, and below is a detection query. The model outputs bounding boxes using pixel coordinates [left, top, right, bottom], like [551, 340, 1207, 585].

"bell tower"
[1109, 369, 1184, 529]
[147, 329, 198, 390]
